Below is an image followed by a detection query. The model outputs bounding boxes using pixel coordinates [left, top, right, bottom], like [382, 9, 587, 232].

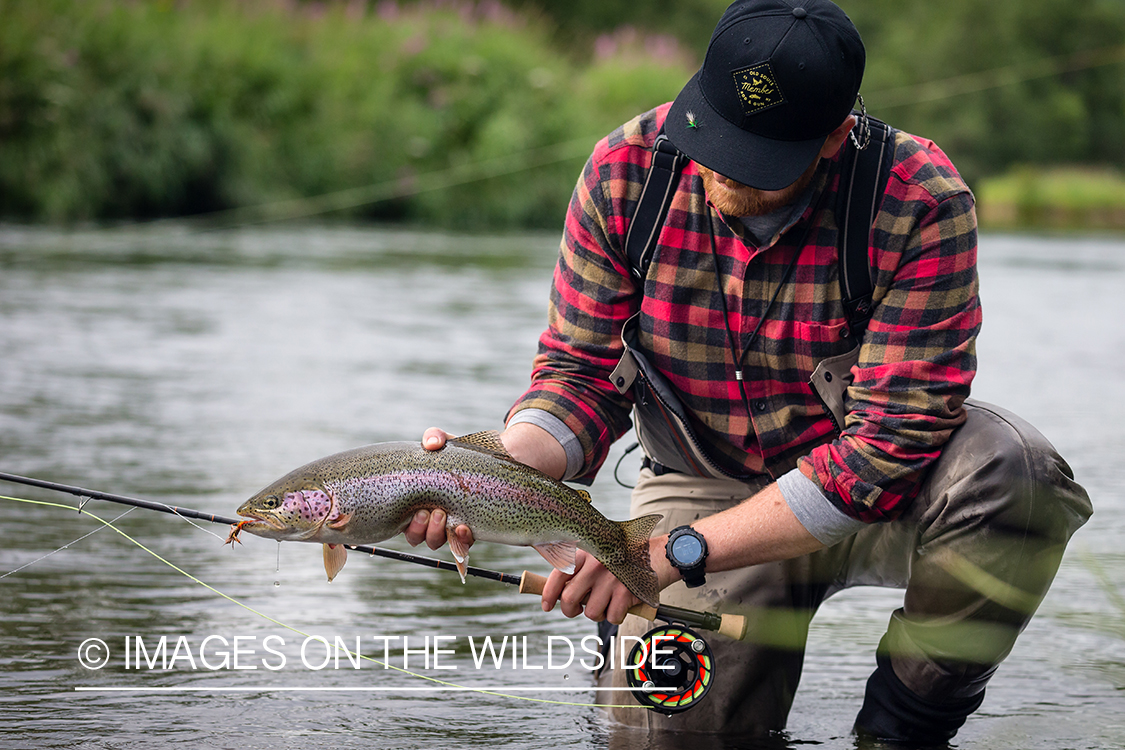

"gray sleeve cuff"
[777, 467, 867, 546]
[505, 409, 585, 481]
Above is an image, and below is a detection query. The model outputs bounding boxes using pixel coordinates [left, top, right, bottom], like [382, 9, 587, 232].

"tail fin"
[613, 513, 663, 608]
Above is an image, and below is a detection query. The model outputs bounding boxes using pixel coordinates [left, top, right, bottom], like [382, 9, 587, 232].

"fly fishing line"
[0, 493, 648, 709]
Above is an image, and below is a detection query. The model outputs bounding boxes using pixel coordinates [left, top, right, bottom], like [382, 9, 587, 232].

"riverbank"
[977, 167, 1125, 233]
[3, 0, 1123, 231]
[0, 0, 694, 228]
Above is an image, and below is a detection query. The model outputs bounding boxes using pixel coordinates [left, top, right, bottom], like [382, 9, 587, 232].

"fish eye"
[262, 495, 281, 509]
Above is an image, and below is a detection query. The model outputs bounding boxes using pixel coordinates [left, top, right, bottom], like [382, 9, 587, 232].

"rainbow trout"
[226, 431, 662, 607]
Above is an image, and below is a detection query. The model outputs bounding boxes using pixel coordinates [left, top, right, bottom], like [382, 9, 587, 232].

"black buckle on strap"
[641, 456, 681, 476]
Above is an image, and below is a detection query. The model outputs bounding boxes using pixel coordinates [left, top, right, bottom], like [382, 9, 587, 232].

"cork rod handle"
[519, 570, 747, 640]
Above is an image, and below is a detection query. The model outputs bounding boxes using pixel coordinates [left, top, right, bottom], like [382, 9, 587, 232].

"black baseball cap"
[666, 0, 865, 190]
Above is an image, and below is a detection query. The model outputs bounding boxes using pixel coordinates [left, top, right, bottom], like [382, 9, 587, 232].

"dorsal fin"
[574, 489, 593, 504]
[448, 430, 513, 460]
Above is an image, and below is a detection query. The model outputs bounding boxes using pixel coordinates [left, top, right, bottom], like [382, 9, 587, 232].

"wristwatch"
[665, 525, 709, 588]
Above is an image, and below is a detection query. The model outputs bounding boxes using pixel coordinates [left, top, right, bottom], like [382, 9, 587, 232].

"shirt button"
[754, 400, 767, 412]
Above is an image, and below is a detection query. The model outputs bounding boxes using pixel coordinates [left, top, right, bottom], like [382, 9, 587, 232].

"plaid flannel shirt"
[508, 103, 980, 523]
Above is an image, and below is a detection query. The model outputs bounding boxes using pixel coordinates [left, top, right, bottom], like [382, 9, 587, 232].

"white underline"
[74, 686, 642, 692]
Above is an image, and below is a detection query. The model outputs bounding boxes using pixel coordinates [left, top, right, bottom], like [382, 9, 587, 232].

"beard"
[697, 159, 820, 217]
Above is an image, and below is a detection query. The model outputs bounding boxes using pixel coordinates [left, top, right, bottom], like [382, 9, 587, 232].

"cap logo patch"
[732, 62, 785, 115]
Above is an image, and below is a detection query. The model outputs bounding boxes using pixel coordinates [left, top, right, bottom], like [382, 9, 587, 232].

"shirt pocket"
[756, 318, 854, 382]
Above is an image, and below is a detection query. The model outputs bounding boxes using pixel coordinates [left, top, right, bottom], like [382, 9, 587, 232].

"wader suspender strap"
[836, 117, 895, 338]
[611, 117, 899, 478]
[623, 132, 688, 281]
[623, 117, 897, 334]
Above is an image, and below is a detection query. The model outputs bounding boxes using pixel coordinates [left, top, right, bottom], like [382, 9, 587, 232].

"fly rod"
[0, 471, 520, 585]
[0, 470, 747, 640]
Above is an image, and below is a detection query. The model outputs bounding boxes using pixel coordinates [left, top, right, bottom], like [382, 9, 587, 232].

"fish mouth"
[235, 510, 287, 532]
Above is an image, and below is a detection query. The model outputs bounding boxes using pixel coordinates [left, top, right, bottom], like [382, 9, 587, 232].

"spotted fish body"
[234, 432, 662, 607]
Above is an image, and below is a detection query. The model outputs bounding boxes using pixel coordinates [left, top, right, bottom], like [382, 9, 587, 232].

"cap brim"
[666, 72, 826, 191]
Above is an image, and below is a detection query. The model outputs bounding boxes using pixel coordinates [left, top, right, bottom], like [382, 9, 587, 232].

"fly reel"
[625, 624, 714, 714]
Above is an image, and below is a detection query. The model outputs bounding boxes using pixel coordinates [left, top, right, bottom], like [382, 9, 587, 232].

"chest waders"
[596, 118, 1090, 741]
[609, 116, 896, 479]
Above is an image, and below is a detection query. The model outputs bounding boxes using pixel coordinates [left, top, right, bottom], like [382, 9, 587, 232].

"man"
[407, 0, 1091, 742]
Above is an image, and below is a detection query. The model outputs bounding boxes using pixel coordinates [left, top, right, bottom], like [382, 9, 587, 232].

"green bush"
[978, 166, 1125, 231]
[0, 0, 694, 227]
[840, 0, 1125, 188]
[7, 0, 1120, 229]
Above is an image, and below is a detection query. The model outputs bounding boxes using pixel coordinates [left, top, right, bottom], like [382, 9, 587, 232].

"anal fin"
[323, 543, 348, 582]
[533, 541, 577, 574]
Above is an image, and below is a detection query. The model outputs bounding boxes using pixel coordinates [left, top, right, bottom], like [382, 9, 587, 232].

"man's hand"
[540, 535, 676, 624]
[402, 428, 474, 550]
[402, 422, 568, 551]
[402, 506, 475, 551]
[539, 549, 641, 625]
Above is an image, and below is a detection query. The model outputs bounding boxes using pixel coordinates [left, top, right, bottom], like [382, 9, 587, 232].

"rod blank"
[0, 471, 520, 585]
[0, 470, 746, 638]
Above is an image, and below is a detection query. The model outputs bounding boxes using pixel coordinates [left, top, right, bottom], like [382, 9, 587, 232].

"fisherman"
[406, 0, 1092, 742]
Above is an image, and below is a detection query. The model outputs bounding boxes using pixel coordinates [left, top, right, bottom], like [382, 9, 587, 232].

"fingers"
[540, 567, 571, 613]
[540, 551, 638, 624]
[604, 590, 636, 625]
[424, 509, 449, 550]
[453, 523, 475, 549]
[408, 427, 459, 550]
[403, 509, 429, 547]
[432, 515, 474, 552]
[567, 576, 613, 621]
[402, 508, 447, 548]
[402, 508, 475, 552]
[597, 582, 640, 625]
[422, 427, 452, 452]
[557, 552, 598, 618]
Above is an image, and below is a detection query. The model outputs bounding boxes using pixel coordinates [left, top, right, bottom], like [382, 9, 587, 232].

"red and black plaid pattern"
[509, 103, 980, 522]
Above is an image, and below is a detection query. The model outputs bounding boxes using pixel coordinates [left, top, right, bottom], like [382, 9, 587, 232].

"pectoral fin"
[327, 512, 352, 530]
[533, 541, 577, 574]
[323, 543, 348, 582]
[448, 530, 470, 584]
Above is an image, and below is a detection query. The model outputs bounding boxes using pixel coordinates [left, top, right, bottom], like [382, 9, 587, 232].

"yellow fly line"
[0, 493, 644, 710]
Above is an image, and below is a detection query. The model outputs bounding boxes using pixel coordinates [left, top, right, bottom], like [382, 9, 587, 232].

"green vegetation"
[1, 0, 1123, 229]
[978, 166, 1125, 231]
[0, 0, 693, 227]
[842, 0, 1125, 189]
[505, 0, 730, 53]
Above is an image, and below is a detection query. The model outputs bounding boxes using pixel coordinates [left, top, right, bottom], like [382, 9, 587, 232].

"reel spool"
[625, 624, 714, 714]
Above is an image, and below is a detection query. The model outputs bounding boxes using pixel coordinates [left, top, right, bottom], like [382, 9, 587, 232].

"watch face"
[670, 533, 704, 567]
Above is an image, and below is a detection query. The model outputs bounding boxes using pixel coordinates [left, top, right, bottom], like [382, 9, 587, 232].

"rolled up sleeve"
[799, 186, 981, 523]
[506, 142, 641, 481]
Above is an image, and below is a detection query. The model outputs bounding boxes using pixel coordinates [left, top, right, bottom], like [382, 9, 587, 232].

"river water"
[0, 224, 1121, 749]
